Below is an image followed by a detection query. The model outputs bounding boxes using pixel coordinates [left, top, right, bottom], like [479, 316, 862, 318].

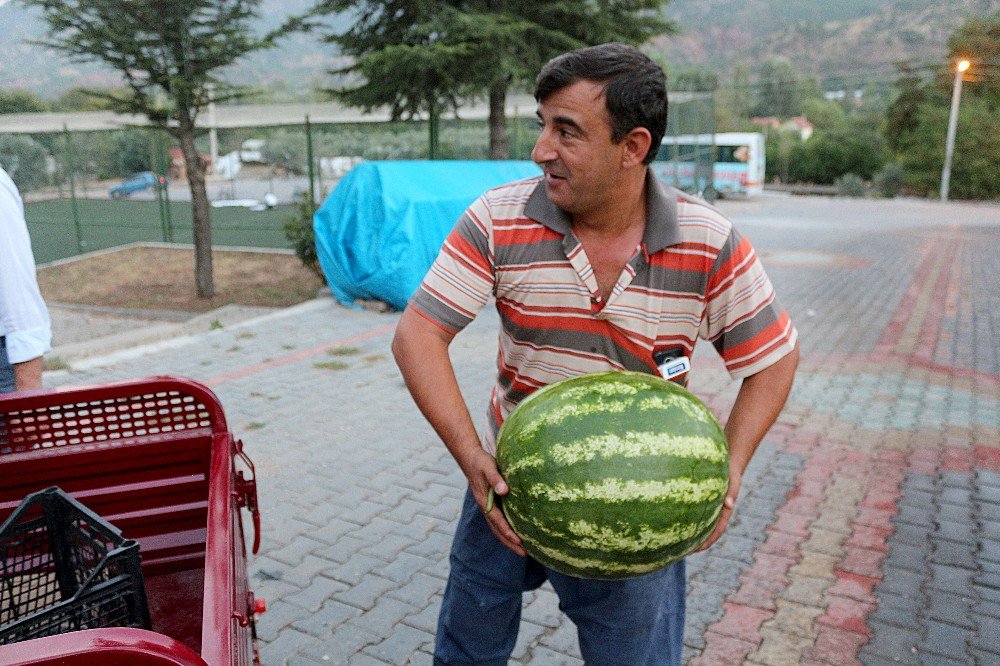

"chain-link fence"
[658, 90, 718, 197]
[3, 91, 715, 265]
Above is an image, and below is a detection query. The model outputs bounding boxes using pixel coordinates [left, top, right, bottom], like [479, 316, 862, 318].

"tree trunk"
[428, 102, 440, 160]
[488, 79, 510, 160]
[176, 115, 214, 298]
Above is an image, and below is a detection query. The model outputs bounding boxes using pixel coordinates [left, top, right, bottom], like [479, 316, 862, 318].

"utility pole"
[940, 59, 970, 202]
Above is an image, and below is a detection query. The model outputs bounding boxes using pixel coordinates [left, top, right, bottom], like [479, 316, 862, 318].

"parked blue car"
[108, 172, 166, 198]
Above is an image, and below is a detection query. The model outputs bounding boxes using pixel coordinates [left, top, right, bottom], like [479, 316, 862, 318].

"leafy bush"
[835, 173, 866, 197]
[107, 130, 154, 178]
[0, 135, 50, 192]
[0, 89, 47, 114]
[283, 192, 324, 279]
[788, 129, 886, 184]
[895, 97, 1000, 200]
[872, 163, 904, 198]
[764, 129, 798, 183]
[801, 98, 848, 130]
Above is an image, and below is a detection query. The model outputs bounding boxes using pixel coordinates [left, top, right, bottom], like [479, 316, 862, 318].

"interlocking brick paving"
[42, 195, 999, 664]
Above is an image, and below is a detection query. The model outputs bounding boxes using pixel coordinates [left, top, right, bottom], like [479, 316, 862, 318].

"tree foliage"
[787, 128, 887, 184]
[24, 0, 308, 296]
[0, 89, 47, 114]
[946, 12, 1000, 105]
[284, 192, 324, 279]
[801, 98, 847, 130]
[317, 0, 675, 158]
[882, 12, 1000, 199]
[752, 57, 805, 118]
[895, 97, 1000, 200]
[86, 129, 155, 179]
[50, 87, 130, 112]
[0, 135, 50, 192]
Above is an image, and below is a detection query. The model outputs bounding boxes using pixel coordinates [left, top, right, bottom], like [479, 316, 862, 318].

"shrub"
[0, 89, 47, 114]
[788, 128, 887, 184]
[835, 173, 866, 197]
[764, 129, 797, 183]
[895, 98, 1000, 200]
[872, 163, 905, 198]
[0, 135, 50, 192]
[108, 129, 154, 178]
[283, 191, 324, 279]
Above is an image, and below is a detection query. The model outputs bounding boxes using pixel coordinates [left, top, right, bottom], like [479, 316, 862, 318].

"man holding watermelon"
[393, 43, 799, 665]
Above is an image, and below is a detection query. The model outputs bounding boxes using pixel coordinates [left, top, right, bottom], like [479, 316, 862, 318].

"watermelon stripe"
[502, 453, 546, 475]
[513, 397, 717, 442]
[528, 540, 668, 577]
[543, 432, 727, 466]
[512, 457, 729, 491]
[506, 509, 720, 557]
[565, 513, 721, 552]
[515, 496, 722, 531]
[526, 478, 727, 504]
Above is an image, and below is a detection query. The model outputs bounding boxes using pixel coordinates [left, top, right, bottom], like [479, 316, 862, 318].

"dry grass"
[38, 246, 325, 313]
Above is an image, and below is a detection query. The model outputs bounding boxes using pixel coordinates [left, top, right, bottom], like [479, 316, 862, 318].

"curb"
[46, 298, 333, 372]
[37, 241, 296, 269]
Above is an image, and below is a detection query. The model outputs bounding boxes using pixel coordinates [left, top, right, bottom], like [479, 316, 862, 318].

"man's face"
[531, 79, 627, 216]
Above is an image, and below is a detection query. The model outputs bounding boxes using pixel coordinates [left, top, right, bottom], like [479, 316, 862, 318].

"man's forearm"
[391, 308, 482, 468]
[392, 306, 524, 553]
[696, 342, 799, 552]
[13, 356, 43, 392]
[724, 342, 800, 474]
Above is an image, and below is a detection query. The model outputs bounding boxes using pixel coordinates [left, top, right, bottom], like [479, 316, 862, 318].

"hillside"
[651, 0, 997, 86]
[0, 0, 348, 100]
[0, 0, 996, 101]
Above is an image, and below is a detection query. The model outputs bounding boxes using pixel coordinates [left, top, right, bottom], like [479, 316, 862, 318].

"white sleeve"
[0, 169, 52, 364]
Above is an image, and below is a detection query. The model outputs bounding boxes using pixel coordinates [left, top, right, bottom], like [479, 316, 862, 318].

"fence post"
[670, 98, 680, 188]
[151, 128, 170, 242]
[305, 115, 316, 211]
[428, 105, 439, 160]
[63, 124, 84, 255]
[706, 87, 718, 203]
[158, 132, 174, 242]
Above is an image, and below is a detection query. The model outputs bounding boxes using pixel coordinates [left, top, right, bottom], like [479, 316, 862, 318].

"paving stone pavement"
[45, 194, 1000, 664]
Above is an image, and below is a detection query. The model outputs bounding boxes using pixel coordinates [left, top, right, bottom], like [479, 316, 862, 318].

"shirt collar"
[523, 169, 681, 253]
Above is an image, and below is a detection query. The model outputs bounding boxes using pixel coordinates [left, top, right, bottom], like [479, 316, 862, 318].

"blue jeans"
[0, 337, 14, 394]
[434, 488, 686, 665]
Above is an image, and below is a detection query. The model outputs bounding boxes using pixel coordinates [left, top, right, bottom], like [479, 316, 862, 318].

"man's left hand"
[695, 468, 742, 552]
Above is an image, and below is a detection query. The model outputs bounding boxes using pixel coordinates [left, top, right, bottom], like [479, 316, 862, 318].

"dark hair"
[534, 43, 667, 165]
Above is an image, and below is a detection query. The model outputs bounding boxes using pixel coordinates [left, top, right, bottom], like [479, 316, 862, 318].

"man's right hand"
[461, 448, 525, 557]
[392, 307, 525, 557]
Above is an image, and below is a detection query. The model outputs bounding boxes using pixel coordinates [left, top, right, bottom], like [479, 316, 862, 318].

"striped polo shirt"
[410, 171, 797, 454]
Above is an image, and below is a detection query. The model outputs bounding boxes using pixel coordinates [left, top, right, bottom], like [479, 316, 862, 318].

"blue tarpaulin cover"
[314, 160, 541, 310]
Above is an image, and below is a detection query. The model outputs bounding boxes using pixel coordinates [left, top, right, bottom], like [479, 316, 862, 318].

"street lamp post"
[940, 59, 970, 202]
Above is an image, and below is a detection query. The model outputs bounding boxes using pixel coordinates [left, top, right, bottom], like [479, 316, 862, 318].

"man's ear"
[622, 127, 653, 169]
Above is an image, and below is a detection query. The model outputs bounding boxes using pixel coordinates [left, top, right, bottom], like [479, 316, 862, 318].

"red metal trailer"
[0, 377, 264, 665]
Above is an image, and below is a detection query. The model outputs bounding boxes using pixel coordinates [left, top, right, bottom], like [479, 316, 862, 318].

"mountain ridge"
[651, 0, 996, 86]
[0, 0, 994, 101]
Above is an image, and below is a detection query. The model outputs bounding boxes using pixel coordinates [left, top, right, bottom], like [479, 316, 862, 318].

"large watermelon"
[495, 371, 729, 579]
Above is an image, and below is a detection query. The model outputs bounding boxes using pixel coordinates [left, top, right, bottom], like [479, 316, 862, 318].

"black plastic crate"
[0, 486, 151, 644]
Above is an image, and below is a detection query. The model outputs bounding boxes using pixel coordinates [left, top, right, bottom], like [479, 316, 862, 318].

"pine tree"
[318, 0, 675, 159]
[24, 0, 307, 297]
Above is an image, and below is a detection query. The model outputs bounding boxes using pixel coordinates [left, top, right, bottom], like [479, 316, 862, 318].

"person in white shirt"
[0, 166, 52, 393]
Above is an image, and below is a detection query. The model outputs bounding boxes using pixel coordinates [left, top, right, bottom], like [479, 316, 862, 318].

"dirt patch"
[38, 246, 325, 313]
